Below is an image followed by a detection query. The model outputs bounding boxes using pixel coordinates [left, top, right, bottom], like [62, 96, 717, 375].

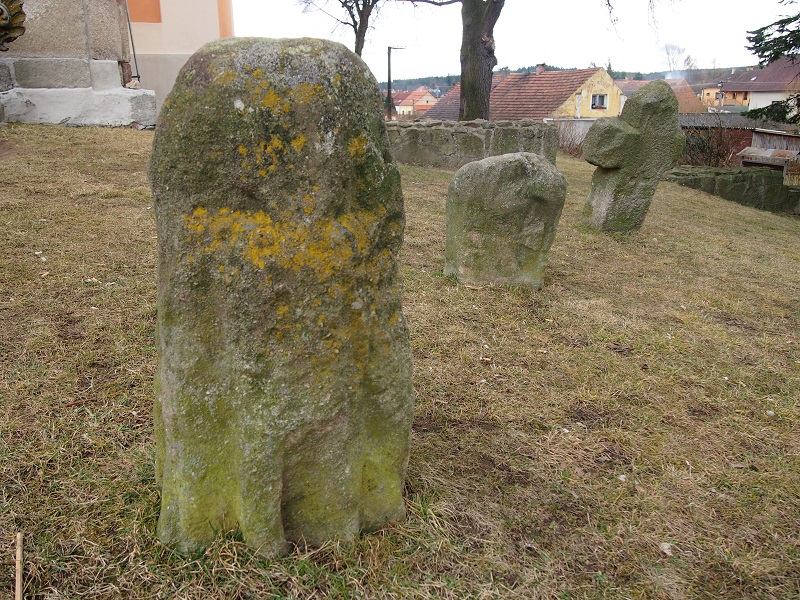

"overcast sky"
[232, 0, 792, 82]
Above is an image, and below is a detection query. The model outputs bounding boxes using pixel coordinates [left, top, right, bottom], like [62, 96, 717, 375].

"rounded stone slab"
[445, 152, 567, 290]
[150, 37, 413, 556]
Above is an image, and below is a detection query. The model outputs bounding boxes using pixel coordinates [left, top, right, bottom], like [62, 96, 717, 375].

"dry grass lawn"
[1, 124, 799, 599]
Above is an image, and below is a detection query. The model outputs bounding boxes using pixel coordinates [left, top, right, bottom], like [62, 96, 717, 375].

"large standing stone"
[445, 152, 566, 289]
[149, 37, 413, 556]
[583, 80, 685, 232]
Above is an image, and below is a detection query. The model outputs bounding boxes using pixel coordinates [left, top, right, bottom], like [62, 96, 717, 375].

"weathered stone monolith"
[149, 37, 413, 556]
[445, 152, 567, 289]
[583, 80, 685, 232]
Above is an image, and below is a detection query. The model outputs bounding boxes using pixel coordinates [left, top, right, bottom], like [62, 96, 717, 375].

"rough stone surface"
[583, 80, 685, 232]
[150, 37, 413, 556]
[0, 63, 13, 92]
[89, 60, 123, 90]
[5, 0, 128, 60]
[386, 120, 557, 169]
[666, 166, 794, 213]
[87, 0, 130, 61]
[445, 152, 566, 289]
[0, 87, 156, 126]
[5, 0, 87, 58]
[11, 57, 91, 88]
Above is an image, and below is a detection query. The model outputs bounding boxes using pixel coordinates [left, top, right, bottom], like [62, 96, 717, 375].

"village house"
[701, 57, 800, 112]
[425, 65, 622, 121]
[392, 86, 438, 118]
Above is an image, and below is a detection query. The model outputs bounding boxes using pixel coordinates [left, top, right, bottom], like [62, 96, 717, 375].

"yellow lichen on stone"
[260, 88, 288, 112]
[291, 134, 308, 154]
[348, 133, 368, 158]
[302, 194, 315, 215]
[339, 213, 371, 255]
[238, 132, 308, 178]
[291, 83, 327, 106]
[213, 68, 236, 85]
[269, 135, 284, 152]
[183, 206, 379, 283]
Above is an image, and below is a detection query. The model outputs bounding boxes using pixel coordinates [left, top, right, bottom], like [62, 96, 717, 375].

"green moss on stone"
[151, 37, 413, 556]
[583, 81, 684, 233]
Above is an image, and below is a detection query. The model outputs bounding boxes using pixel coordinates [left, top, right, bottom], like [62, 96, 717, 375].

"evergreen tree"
[745, 1, 800, 123]
[747, 1, 800, 65]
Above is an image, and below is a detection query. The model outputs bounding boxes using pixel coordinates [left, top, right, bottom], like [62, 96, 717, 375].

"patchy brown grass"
[1, 123, 799, 599]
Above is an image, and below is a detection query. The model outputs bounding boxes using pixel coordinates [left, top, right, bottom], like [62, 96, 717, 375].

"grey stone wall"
[1, 0, 130, 89]
[386, 119, 558, 169]
[666, 166, 796, 213]
[0, 0, 156, 126]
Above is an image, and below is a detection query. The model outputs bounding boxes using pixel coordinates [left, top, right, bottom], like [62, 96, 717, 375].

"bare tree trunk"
[458, 0, 504, 121]
[353, 1, 376, 56]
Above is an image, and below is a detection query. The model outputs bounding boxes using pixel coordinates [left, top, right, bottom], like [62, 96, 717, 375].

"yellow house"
[426, 66, 622, 121]
[491, 66, 621, 120]
[127, 0, 234, 110]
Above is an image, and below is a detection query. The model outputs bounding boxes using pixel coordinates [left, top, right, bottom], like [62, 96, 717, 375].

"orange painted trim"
[128, 0, 162, 23]
[218, 0, 234, 38]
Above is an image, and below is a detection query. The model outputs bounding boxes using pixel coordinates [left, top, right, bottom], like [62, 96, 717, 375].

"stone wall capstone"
[666, 166, 796, 213]
[150, 37, 414, 556]
[386, 119, 557, 169]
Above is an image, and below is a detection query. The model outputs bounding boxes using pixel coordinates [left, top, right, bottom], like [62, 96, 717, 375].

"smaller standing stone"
[583, 80, 685, 232]
[445, 152, 566, 289]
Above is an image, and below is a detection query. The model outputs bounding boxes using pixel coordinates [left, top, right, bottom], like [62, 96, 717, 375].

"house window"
[591, 94, 608, 110]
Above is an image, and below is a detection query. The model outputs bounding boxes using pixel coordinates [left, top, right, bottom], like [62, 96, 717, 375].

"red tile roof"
[490, 69, 603, 120]
[397, 88, 436, 106]
[619, 79, 704, 113]
[424, 84, 462, 120]
[424, 69, 605, 121]
[391, 90, 412, 103]
[721, 57, 800, 93]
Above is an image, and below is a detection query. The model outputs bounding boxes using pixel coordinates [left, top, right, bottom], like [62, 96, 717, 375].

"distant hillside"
[379, 75, 460, 97]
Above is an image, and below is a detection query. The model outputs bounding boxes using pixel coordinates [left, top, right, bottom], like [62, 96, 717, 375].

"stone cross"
[445, 152, 566, 289]
[583, 80, 685, 232]
[150, 37, 413, 556]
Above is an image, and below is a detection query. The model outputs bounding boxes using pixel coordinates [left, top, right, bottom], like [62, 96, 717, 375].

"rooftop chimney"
[536, 64, 545, 75]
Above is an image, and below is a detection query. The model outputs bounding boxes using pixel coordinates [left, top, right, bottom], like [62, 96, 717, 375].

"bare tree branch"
[296, 0, 382, 55]
[400, 0, 462, 5]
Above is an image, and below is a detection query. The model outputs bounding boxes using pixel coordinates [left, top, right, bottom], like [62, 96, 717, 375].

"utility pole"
[387, 46, 404, 121]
